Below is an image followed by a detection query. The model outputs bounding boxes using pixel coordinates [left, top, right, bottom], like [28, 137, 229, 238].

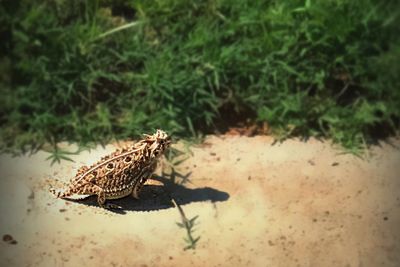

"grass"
[161, 145, 201, 250]
[1, 0, 399, 153]
[172, 198, 201, 250]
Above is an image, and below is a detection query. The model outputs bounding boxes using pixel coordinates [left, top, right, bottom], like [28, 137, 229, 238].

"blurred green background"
[1, 0, 399, 153]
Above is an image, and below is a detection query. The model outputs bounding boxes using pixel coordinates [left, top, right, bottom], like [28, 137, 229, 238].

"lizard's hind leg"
[91, 185, 121, 210]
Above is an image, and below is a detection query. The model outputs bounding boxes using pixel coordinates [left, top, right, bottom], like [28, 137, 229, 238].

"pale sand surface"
[0, 135, 399, 267]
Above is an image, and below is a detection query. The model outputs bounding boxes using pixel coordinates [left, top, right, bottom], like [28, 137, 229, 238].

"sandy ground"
[0, 135, 399, 267]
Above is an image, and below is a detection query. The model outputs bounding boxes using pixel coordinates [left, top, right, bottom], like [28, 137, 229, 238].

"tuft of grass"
[172, 198, 201, 250]
[44, 145, 76, 166]
[42, 142, 92, 165]
[1, 0, 399, 153]
[161, 143, 200, 250]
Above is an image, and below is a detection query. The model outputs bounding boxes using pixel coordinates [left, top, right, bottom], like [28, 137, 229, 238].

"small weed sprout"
[163, 144, 201, 250]
[172, 198, 201, 250]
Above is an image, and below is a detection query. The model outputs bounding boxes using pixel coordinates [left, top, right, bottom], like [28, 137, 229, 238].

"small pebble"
[2, 234, 17, 245]
[2, 234, 13, 242]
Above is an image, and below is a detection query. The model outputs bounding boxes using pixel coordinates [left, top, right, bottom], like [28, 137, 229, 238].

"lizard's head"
[144, 129, 171, 159]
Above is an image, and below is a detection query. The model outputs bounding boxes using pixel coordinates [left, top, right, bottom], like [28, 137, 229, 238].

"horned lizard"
[50, 129, 171, 209]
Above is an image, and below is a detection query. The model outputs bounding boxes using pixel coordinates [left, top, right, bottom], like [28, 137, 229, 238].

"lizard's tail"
[49, 187, 73, 199]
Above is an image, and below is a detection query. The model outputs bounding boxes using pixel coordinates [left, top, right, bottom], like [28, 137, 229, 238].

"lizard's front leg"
[132, 175, 164, 199]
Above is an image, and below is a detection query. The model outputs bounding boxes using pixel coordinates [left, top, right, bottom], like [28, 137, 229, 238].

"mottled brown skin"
[50, 130, 171, 209]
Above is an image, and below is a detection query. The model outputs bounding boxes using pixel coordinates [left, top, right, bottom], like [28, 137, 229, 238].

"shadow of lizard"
[64, 174, 230, 214]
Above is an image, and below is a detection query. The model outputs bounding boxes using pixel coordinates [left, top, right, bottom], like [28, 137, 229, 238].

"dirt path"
[1, 135, 399, 267]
